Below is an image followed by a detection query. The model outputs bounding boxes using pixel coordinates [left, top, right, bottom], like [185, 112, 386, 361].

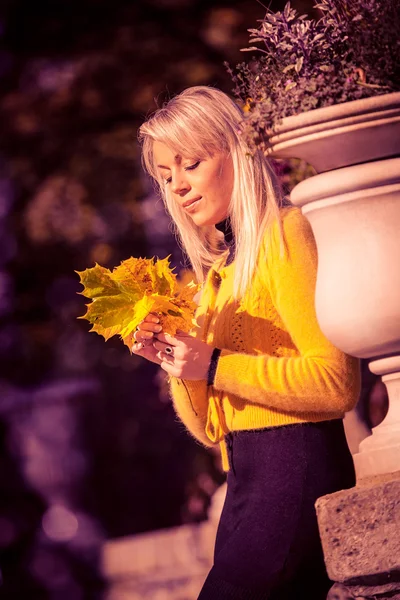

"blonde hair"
[138, 86, 291, 300]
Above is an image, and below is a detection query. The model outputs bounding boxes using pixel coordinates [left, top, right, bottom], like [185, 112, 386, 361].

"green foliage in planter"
[226, 0, 400, 151]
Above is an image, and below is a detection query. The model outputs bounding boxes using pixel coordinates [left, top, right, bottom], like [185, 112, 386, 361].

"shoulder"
[259, 206, 317, 286]
[270, 205, 316, 254]
[278, 205, 311, 234]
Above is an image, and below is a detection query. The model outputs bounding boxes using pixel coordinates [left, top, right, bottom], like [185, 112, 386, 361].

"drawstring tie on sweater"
[206, 389, 228, 443]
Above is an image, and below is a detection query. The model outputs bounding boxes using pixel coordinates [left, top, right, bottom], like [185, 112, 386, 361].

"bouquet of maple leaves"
[76, 256, 199, 351]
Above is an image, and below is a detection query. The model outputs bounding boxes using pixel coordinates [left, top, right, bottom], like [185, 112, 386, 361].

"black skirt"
[198, 419, 355, 600]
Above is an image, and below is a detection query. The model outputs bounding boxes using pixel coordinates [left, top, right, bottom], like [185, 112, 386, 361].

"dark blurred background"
[0, 0, 386, 598]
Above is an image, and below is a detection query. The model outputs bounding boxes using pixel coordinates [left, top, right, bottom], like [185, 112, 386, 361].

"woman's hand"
[131, 313, 164, 365]
[152, 330, 214, 380]
[132, 313, 214, 380]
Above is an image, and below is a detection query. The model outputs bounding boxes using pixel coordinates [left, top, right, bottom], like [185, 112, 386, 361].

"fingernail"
[152, 317, 160, 323]
[154, 325, 162, 332]
[144, 331, 154, 338]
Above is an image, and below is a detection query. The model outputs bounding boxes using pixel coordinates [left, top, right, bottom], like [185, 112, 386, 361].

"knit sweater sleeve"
[168, 377, 215, 447]
[213, 208, 361, 414]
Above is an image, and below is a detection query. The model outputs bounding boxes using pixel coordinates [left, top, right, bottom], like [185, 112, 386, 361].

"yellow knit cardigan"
[169, 206, 361, 471]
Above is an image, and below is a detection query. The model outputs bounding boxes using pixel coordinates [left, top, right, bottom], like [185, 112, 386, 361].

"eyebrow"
[157, 154, 182, 170]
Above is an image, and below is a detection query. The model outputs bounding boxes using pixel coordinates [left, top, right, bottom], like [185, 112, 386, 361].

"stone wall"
[102, 484, 226, 599]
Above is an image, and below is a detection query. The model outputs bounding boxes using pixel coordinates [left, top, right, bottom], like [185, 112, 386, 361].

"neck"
[216, 217, 235, 266]
[216, 217, 234, 247]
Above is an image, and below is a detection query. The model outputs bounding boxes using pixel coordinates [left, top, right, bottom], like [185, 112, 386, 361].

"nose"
[170, 172, 190, 196]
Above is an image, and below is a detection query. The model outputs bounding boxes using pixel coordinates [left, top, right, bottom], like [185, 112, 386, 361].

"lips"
[182, 197, 202, 208]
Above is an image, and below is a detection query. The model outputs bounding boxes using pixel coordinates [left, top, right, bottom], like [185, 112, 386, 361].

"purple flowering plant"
[226, 0, 400, 152]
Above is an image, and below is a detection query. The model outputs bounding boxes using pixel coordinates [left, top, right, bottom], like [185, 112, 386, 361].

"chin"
[191, 214, 211, 227]
[192, 213, 225, 228]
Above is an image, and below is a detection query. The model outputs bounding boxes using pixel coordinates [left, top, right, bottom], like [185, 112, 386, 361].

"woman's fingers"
[154, 332, 179, 346]
[144, 313, 160, 322]
[131, 340, 163, 365]
[152, 338, 169, 352]
[134, 329, 156, 343]
[155, 349, 174, 364]
[133, 315, 189, 365]
[134, 316, 163, 343]
[152, 338, 179, 362]
[137, 322, 160, 332]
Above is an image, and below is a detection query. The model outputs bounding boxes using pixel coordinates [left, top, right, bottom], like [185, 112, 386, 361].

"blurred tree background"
[0, 0, 315, 597]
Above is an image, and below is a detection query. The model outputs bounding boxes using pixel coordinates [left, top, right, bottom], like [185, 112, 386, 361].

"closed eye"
[164, 161, 201, 185]
[185, 160, 200, 171]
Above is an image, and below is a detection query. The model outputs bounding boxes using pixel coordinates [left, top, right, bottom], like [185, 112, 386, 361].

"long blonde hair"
[138, 86, 291, 300]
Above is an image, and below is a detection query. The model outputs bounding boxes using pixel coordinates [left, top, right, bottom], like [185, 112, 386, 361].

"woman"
[134, 86, 361, 599]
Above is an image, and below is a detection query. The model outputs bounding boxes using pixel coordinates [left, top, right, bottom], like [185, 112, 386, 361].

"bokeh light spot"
[42, 504, 79, 542]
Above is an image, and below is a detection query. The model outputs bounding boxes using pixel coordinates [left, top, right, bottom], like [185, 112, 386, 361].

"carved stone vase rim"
[269, 91, 400, 137]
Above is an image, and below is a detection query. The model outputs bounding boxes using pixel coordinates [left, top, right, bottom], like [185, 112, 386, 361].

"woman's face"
[153, 141, 234, 227]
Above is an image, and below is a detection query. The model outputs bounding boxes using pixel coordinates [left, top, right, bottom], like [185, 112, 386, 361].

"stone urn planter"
[269, 91, 400, 479]
[269, 91, 400, 599]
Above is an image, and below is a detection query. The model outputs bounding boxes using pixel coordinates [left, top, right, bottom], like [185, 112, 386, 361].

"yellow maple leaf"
[76, 256, 199, 351]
